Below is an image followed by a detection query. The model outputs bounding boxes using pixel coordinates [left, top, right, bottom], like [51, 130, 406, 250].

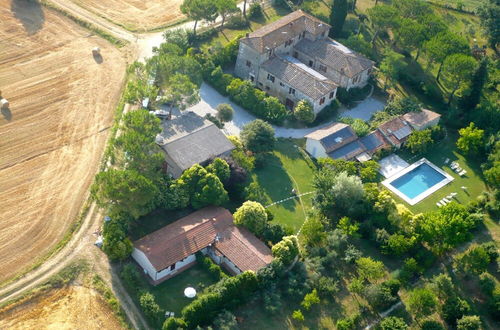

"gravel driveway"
[185, 83, 387, 138]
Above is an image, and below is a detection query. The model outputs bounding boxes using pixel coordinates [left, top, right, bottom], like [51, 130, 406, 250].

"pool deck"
[382, 158, 454, 205]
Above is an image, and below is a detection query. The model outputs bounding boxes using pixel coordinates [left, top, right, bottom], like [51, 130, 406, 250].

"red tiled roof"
[402, 109, 441, 128]
[133, 207, 233, 271]
[133, 207, 272, 273]
[215, 226, 273, 272]
[378, 117, 412, 145]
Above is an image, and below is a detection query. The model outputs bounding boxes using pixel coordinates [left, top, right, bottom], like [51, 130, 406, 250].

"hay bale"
[92, 47, 101, 55]
[1, 98, 8, 109]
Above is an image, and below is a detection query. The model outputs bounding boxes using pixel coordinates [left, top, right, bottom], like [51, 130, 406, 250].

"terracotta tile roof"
[402, 109, 441, 129]
[378, 117, 413, 145]
[241, 10, 330, 53]
[133, 207, 272, 273]
[305, 122, 358, 153]
[294, 38, 374, 78]
[215, 226, 273, 272]
[133, 207, 233, 272]
[261, 56, 337, 100]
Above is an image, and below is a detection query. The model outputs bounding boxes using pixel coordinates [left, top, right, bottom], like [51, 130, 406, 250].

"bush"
[163, 317, 187, 330]
[378, 316, 408, 330]
[225, 14, 249, 29]
[301, 289, 320, 310]
[234, 201, 268, 236]
[272, 235, 299, 265]
[365, 283, 398, 311]
[205, 113, 224, 128]
[442, 296, 471, 326]
[336, 85, 371, 107]
[241, 119, 276, 153]
[120, 264, 140, 290]
[216, 103, 234, 122]
[421, 320, 445, 330]
[196, 253, 228, 281]
[456, 315, 482, 330]
[248, 3, 263, 19]
[292, 310, 305, 322]
[294, 100, 315, 123]
[139, 292, 163, 327]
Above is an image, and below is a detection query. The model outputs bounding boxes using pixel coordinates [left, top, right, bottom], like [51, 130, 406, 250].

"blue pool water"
[390, 163, 446, 199]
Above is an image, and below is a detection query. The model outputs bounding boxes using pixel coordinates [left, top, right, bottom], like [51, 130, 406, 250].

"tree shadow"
[1, 107, 12, 121]
[11, 0, 45, 35]
[93, 52, 103, 64]
[254, 154, 295, 211]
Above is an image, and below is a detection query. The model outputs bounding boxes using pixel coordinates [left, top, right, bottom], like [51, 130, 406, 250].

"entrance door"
[285, 98, 294, 110]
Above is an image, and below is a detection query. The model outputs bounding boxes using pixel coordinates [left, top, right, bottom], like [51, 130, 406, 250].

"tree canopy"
[240, 119, 276, 153]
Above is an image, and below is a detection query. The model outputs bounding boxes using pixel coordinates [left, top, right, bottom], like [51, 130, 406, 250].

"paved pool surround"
[382, 158, 454, 205]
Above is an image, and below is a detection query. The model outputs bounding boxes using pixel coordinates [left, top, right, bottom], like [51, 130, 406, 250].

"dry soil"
[71, 0, 185, 31]
[0, 285, 124, 329]
[0, 0, 126, 283]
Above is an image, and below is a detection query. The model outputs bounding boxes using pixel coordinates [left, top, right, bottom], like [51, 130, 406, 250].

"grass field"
[0, 0, 126, 283]
[249, 139, 318, 231]
[392, 133, 486, 214]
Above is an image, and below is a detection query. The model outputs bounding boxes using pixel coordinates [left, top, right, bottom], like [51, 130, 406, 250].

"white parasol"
[184, 287, 196, 298]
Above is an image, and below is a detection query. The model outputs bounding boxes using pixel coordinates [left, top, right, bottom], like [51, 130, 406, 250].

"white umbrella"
[184, 287, 196, 298]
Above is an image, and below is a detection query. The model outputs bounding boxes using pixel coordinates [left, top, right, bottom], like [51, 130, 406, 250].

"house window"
[267, 73, 275, 83]
[170, 263, 176, 271]
[293, 51, 298, 58]
[285, 39, 293, 47]
[246, 60, 251, 67]
[258, 82, 263, 87]
[329, 91, 335, 99]
[308, 60, 313, 67]
[268, 48, 273, 57]
[249, 74, 255, 82]
[279, 82, 285, 87]
[319, 97, 325, 105]
[302, 31, 306, 39]
[289, 87, 295, 95]
[319, 64, 327, 72]
[265, 86, 270, 91]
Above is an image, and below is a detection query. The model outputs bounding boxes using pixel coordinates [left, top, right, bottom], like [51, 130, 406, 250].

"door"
[285, 98, 294, 110]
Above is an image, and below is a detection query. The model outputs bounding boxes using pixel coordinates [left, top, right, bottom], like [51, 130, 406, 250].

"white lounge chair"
[459, 170, 467, 176]
[450, 163, 459, 170]
[454, 167, 463, 173]
[444, 158, 450, 164]
[437, 202, 442, 207]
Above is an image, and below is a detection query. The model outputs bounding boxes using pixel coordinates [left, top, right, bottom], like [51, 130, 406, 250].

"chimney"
[245, 33, 249, 38]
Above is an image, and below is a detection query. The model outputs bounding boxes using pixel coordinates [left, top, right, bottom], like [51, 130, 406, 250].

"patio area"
[378, 154, 409, 178]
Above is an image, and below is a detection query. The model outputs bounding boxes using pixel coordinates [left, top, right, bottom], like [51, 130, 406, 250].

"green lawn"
[248, 139, 318, 232]
[390, 133, 486, 214]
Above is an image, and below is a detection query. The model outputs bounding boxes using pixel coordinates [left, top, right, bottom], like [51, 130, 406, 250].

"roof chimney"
[246, 33, 249, 38]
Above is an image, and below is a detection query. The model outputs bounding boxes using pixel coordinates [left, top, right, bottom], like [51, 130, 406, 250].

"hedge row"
[196, 252, 229, 281]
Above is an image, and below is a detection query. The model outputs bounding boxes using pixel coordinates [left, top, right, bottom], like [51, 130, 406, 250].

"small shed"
[1, 98, 9, 109]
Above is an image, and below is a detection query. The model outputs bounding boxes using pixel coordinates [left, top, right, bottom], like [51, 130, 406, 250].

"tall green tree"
[234, 201, 268, 236]
[406, 129, 433, 154]
[215, 0, 238, 29]
[407, 288, 438, 319]
[329, 0, 348, 38]
[441, 54, 478, 105]
[240, 119, 276, 153]
[164, 73, 200, 114]
[424, 32, 469, 80]
[379, 49, 407, 90]
[181, 0, 218, 35]
[92, 169, 159, 219]
[294, 100, 315, 123]
[460, 59, 489, 111]
[457, 123, 485, 155]
[477, 0, 500, 49]
[367, 4, 399, 44]
[396, 18, 426, 60]
[192, 173, 228, 209]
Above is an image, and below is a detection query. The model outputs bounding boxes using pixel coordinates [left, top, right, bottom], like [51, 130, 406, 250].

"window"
[258, 82, 263, 87]
[293, 51, 298, 58]
[268, 48, 273, 57]
[246, 60, 251, 67]
[285, 39, 293, 47]
[329, 91, 335, 99]
[170, 263, 176, 271]
[249, 74, 255, 82]
[302, 31, 306, 39]
[265, 86, 270, 91]
[289, 87, 295, 95]
[267, 73, 275, 83]
[319, 64, 327, 72]
[279, 82, 285, 87]
[319, 97, 325, 105]
[308, 60, 313, 67]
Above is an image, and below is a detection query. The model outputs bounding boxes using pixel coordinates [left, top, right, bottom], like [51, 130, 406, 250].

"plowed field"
[72, 0, 184, 31]
[0, 286, 124, 329]
[0, 0, 126, 283]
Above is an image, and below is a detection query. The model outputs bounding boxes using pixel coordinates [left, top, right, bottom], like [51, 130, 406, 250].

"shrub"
[301, 289, 320, 310]
[163, 317, 187, 330]
[337, 318, 355, 330]
[292, 310, 305, 322]
[234, 201, 268, 236]
[196, 253, 228, 281]
[139, 292, 163, 326]
[120, 264, 140, 290]
[216, 103, 234, 122]
[420, 320, 445, 330]
[294, 100, 315, 123]
[248, 3, 263, 19]
[442, 296, 471, 327]
[205, 113, 224, 128]
[272, 235, 299, 265]
[479, 273, 496, 296]
[225, 14, 249, 29]
[456, 315, 482, 330]
[378, 316, 408, 330]
[365, 283, 398, 311]
[241, 119, 276, 153]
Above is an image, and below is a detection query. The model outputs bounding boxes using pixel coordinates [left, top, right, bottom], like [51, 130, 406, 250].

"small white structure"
[378, 154, 410, 178]
[1, 98, 9, 109]
[184, 287, 196, 298]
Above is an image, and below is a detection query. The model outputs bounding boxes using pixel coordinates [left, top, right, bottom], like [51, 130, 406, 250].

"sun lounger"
[443, 198, 450, 203]
[459, 170, 467, 176]
[450, 163, 459, 169]
[454, 167, 463, 173]
[436, 202, 442, 207]
[445, 158, 450, 164]
[451, 192, 458, 196]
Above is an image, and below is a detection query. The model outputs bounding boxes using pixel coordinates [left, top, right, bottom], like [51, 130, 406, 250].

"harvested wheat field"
[0, 285, 124, 329]
[72, 0, 185, 31]
[0, 0, 126, 283]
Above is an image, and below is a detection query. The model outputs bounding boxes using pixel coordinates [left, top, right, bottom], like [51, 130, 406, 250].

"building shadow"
[11, 0, 45, 35]
[1, 107, 12, 121]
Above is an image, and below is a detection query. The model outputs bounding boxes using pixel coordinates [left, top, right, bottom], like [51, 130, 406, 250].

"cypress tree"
[460, 58, 488, 111]
[329, 0, 348, 38]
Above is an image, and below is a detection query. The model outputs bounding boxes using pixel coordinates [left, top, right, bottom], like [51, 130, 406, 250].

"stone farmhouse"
[132, 207, 273, 284]
[155, 112, 235, 178]
[235, 10, 374, 113]
[305, 109, 441, 161]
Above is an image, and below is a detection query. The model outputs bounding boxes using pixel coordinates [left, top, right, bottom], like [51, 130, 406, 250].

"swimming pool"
[382, 158, 454, 205]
